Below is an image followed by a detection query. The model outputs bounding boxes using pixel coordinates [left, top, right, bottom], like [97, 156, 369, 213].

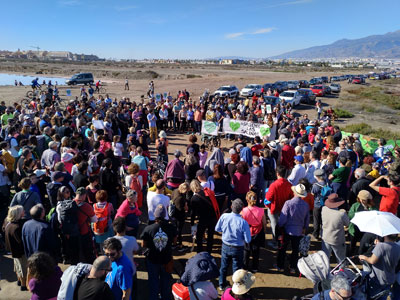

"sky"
[1, 0, 400, 59]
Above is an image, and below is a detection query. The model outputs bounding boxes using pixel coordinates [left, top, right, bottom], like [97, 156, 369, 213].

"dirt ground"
[0, 62, 398, 299]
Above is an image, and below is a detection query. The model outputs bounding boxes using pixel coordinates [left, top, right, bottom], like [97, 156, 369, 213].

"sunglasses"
[335, 291, 352, 300]
[104, 251, 118, 257]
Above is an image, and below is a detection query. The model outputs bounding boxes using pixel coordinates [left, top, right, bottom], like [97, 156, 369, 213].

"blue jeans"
[146, 259, 172, 300]
[219, 243, 244, 287]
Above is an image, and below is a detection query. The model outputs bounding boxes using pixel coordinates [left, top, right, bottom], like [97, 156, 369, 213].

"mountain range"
[272, 30, 400, 59]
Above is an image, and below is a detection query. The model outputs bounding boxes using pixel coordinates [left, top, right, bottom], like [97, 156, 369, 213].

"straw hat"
[358, 190, 372, 201]
[232, 269, 255, 295]
[159, 130, 167, 139]
[291, 184, 308, 198]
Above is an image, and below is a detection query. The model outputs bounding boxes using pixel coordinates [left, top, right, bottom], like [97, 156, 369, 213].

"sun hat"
[61, 152, 73, 163]
[158, 130, 167, 139]
[229, 148, 237, 155]
[291, 184, 308, 198]
[294, 155, 304, 163]
[324, 193, 345, 209]
[34, 169, 46, 178]
[268, 141, 277, 150]
[75, 187, 87, 195]
[314, 169, 325, 177]
[358, 190, 372, 201]
[180, 252, 219, 286]
[232, 269, 256, 295]
[174, 149, 182, 157]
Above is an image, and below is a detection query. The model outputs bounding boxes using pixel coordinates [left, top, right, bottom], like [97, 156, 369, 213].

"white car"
[213, 85, 239, 98]
[330, 83, 341, 93]
[279, 90, 301, 106]
[240, 84, 262, 97]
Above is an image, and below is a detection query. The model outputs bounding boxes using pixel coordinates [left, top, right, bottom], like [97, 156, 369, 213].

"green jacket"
[348, 202, 376, 236]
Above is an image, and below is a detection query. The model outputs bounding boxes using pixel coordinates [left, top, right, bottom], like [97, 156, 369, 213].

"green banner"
[341, 131, 400, 154]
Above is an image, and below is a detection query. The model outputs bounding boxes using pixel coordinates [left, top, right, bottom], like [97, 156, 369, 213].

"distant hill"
[272, 30, 400, 59]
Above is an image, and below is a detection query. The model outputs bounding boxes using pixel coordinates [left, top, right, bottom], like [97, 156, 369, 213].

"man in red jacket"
[265, 165, 293, 246]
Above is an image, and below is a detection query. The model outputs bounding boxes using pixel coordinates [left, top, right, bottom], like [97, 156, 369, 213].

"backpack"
[157, 140, 166, 154]
[88, 151, 100, 171]
[316, 183, 333, 207]
[263, 157, 276, 181]
[93, 203, 109, 235]
[58, 200, 79, 235]
[297, 251, 331, 284]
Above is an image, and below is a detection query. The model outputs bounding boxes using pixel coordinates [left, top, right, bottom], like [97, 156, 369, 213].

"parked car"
[240, 84, 262, 97]
[331, 76, 341, 82]
[311, 85, 325, 97]
[263, 83, 275, 93]
[287, 80, 300, 89]
[299, 80, 310, 88]
[352, 77, 363, 84]
[213, 85, 239, 98]
[309, 78, 322, 85]
[66, 73, 94, 85]
[297, 89, 316, 104]
[329, 83, 341, 93]
[279, 90, 301, 106]
[263, 96, 281, 106]
[324, 86, 332, 95]
[321, 76, 329, 83]
[274, 81, 288, 93]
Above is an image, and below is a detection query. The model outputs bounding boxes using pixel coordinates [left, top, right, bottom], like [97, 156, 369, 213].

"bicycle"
[95, 86, 106, 94]
[26, 86, 43, 98]
[201, 133, 221, 151]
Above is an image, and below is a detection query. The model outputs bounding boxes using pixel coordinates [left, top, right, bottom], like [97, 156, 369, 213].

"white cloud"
[266, 0, 312, 8]
[114, 5, 137, 11]
[58, 0, 81, 6]
[225, 32, 245, 39]
[225, 27, 276, 39]
[252, 27, 276, 34]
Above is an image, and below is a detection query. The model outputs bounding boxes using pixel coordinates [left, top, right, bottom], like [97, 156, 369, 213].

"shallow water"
[0, 73, 67, 86]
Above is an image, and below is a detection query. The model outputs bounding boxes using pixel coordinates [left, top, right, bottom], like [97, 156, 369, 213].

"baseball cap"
[76, 187, 87, 195]
[294, 155, 304, 163]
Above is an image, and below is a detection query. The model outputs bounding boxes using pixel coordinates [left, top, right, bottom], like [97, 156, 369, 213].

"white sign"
[222, 119, 271, 138]
[66, 89, 72, 97]
[266, 104, 272, 114]
[93, 120, 105, 129]
[163, 92, 168, 99]
[201, 121, 219, 136]
[155, 94, 161, 102]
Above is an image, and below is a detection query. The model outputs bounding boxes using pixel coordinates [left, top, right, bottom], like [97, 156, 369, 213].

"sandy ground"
[0, 63, 398, 299]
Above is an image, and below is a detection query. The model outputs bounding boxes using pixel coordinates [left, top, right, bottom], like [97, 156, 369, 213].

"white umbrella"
[350, 210, 400, 237]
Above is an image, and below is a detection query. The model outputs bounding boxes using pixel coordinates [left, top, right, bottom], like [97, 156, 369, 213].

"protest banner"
[266, 104, 272, 114]
[155, 94, 161, 102]
[201, 121, 219, 136]
[222, 119, 271, 138]
[66, 89, 72, 97]
[163, 92, 168, 99]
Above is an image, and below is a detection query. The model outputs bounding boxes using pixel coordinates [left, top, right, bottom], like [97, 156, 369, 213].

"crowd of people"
[0, 80, 400, 300]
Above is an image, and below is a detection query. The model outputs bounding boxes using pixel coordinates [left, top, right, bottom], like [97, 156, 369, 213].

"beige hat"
[291, 184, 308, 198]
[158, 130, 167, 139]
[232, 269, 255, 295]
[358, 190, 372, 201]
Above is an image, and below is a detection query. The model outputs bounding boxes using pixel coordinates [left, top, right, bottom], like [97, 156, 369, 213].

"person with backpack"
[311, 169, 331, 241]
[10, 177, 41, 220]
[55, 185, 79, 264]
[74, 187, 97, 264]
[115, 190, 142, 238]
[190, 179, 221, 254]
[156, 130, 169, 165]
[125, 163, 143, 208]
[88, 141, 104, 175]
[92, 190, 114, 254]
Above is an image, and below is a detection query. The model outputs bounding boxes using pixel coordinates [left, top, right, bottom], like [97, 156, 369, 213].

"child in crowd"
[199, 144, 208, 169]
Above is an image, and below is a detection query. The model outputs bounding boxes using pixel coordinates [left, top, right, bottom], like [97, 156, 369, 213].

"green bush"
[341, 123, 398, 140]
[335, 108, 354, 118]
